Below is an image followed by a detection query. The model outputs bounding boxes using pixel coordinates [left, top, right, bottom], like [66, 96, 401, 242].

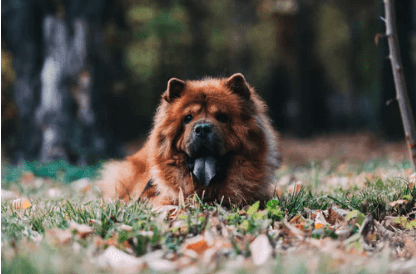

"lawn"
[1, 158, 416, 274]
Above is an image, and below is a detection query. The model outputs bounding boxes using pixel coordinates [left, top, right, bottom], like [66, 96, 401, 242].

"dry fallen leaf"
[178, 187, 185, 207]
[12, 198, 32, 210]
[249, 234, 272, 266]
[89, 219, 102, 226]
[409, 173, 416, 188]
[69, 221, 94, 238]
[327, 204, 349, 224]
[403, 237, 416, 259]
[94, 246, 144, 273]
[287, 182, 302, 195]
[183, 235, 210, 254]
[46, 228, 73, 245]
[154, 205, 179, 217]
[283, 218, 305, 240]
[374, 33, 383, 46]
[389, 199, 408, 207]
[119, 224, 133, 232]
[315, 211, 330, 229]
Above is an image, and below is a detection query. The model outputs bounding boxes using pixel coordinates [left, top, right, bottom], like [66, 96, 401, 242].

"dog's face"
[181, 101, 230, 159]
[156, 74, 261, 187]
[178, 97, 232, 187]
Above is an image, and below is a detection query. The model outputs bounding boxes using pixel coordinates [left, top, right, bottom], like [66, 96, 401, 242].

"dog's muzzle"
[187, 122, 220, 186]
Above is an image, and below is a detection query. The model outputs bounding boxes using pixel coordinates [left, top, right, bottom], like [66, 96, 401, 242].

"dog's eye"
[216, 113, 229, 123]
[184, 114, 193, 124]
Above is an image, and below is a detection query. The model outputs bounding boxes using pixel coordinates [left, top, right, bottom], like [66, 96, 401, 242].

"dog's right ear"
[163, 78, 186, 102]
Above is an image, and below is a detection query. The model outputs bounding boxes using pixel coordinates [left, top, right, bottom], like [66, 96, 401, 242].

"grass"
[1, 160, 415, 273]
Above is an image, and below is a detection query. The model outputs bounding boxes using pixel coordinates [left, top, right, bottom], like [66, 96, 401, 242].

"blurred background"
[2, 0, 416, 166]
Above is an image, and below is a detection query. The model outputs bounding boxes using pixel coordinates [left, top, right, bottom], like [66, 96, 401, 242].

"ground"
[1, 133, 416, 274]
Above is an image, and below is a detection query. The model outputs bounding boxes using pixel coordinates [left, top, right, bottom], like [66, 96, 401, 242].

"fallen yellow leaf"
[12, 198, 31, 210]
[22, 200, 31, 209]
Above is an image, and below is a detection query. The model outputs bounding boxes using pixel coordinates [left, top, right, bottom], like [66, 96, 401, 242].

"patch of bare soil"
[280, 132, 408, 165]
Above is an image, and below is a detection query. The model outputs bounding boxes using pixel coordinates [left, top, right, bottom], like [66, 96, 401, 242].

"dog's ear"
[163, 78, 186, 102]
[225, 73, 250, 99]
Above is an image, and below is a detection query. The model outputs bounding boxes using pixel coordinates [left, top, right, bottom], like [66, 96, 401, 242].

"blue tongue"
[193, 156, 217, 186]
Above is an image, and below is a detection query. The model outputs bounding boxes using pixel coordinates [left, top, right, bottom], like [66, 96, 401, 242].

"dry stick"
[383, 0, 416, 170]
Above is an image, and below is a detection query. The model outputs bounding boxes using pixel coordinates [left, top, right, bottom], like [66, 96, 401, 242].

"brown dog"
[98, 73, 281, 207]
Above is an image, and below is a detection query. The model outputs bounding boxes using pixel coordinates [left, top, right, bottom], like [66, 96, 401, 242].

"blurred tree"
[272, 0, 329, 136]
[182, 0, 210, 78]
[380, 0, 416, 139]
[2, 0, 127, 164]
[2, 0, 46, 163]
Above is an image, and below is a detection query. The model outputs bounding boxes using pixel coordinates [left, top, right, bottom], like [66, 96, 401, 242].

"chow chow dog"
[98, 73, 281, 207]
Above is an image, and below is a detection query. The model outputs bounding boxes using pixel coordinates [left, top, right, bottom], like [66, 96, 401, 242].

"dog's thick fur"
[98, 73, 281, 207]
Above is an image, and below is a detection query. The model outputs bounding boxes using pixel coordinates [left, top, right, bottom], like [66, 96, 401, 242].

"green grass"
[1, 160, 101, 184]
[1, 160, 415, 273]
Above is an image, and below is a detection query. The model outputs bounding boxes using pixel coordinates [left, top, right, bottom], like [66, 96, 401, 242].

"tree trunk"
[383, 0, 416, 169]
[2, 0, 121, 164]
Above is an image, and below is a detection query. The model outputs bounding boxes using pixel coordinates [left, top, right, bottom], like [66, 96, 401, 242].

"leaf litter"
[1, 158, 416, 273]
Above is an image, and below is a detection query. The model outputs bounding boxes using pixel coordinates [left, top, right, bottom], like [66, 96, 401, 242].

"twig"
[383, 0, 416, 170]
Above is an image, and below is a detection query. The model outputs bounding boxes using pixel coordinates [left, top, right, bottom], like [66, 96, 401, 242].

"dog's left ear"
[163, 78, 186, 102]
[225, 73, 250, 100]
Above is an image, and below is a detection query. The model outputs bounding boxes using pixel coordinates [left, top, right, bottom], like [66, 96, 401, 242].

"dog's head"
[154, 73, 266, 187]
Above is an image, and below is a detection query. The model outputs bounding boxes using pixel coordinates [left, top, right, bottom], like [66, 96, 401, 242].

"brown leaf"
[327, 204, 349, 224]
[106, 237, 118, 246]
[183, 235, 210, 253]
[287, 182, 302, 194]
[154, 205, 179, 217]
[389, 199, 408, 207]
[178, 187, 185, 207]
[283, 218, 305, 240]
[409, 172, 416, 185]
[404, 237, 416, 259]
[46, 228, 73, 245]
[89, 219, 102, 226]
[69, 221, 94, 238]
[93, 236, 105, 248]
[374, 33, 383, 46]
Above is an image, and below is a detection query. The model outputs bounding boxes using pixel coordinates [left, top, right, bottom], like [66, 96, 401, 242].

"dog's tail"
[96, 160, 138, 201]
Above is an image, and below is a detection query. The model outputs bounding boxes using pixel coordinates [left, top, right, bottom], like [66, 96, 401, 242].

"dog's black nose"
[194, 123, 212, 137]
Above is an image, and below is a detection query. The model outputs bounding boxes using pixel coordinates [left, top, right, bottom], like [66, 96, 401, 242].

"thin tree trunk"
[383, 0, 416, 169]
